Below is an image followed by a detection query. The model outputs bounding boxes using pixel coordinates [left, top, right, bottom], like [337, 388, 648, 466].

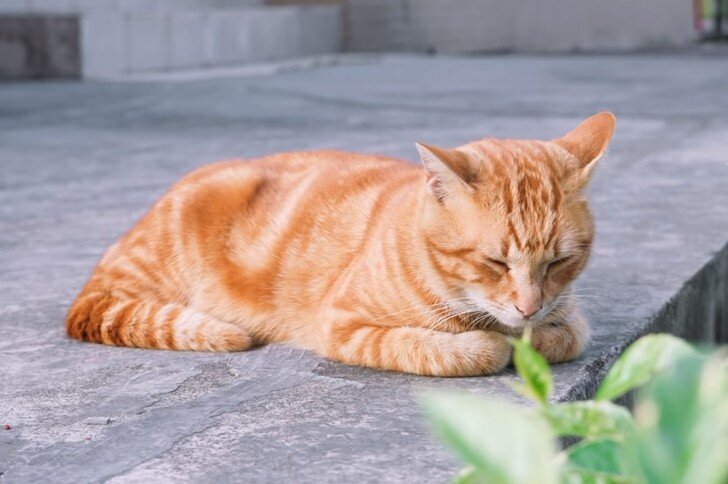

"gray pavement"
[1, 54, 727, 483]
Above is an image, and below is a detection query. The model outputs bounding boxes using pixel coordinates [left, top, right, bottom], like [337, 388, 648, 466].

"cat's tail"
[66, 292, 252, 352]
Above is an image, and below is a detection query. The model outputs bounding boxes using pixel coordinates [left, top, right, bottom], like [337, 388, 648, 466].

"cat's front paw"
[531, 314, 590, 363]
[454, 330, 512, 376]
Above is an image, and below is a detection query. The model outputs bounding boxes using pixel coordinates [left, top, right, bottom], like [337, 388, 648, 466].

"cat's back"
[161, 149, 418, 225]
[175, 149, 415, 190]
[94, 149, 417, 298]
[124, 149, 418, 253]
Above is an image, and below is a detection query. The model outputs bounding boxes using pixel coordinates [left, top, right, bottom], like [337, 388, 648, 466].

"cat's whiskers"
[363, 295, 477, 337]
[363, 298, 460, 325]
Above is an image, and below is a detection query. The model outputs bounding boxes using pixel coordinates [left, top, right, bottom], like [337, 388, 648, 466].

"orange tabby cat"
[67, 112, 615, 376]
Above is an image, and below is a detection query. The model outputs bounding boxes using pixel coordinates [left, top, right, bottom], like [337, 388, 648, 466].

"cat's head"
[416, 112, 615, 329]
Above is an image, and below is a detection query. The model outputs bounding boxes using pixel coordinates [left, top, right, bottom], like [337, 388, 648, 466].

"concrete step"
[0, 54, 726, 483]
[0, 3, 341, 79]
[81, 6, 341, 78]
[0, 0, 264, 14]
[345, 0, 695, 54]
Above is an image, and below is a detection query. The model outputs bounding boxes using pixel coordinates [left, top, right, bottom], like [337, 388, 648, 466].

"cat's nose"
[515, 303, 542, 319]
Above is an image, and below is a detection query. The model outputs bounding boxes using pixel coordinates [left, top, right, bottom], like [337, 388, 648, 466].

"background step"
[0, 2, 341, 79]
[0, 0, 265, 14]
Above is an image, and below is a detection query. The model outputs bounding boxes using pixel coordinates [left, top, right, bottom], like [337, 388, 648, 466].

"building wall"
[0, 15, 80, 79]
[513, 0, 696, 52]
[346, 0, 697, 53]
[0, 1, 341, 78]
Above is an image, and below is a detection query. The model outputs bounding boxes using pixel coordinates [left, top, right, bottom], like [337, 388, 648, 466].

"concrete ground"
[1, 53, 727, 483]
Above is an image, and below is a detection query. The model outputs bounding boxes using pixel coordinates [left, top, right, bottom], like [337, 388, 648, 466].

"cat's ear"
[554, 111, 615, 186]
[416, 142, 475, 202]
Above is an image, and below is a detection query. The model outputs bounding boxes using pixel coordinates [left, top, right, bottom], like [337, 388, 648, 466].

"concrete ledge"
[82, 5, 342, 78]
[0, 5, 341, 79]
[0, 54, 726, 481]
[0, 0, 264, 14]
[560, 242, 728, 403]
[0, 15, 79, 79]
[346, 0, 697, 53]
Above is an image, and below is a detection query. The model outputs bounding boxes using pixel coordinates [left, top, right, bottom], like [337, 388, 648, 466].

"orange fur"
[66, 113, 615, 376]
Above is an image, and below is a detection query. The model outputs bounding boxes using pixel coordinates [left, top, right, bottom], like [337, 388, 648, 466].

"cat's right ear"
[416, 143, 475, 203]
[554, 112, 616, 188]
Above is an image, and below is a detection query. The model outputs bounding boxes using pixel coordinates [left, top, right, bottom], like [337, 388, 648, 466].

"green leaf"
[560, 466, 638, 484]
[544, 401, 634, 439]
[595, 334, 696, 401]
[511, 332, 553, 405]
[631, 352, 728, 484]
[453, 465, 485, 484]
[423, 391, 558, 484]
[506, 381, 536, 402]
[682, 354, 728, 484]
[565, 438, 634, 477]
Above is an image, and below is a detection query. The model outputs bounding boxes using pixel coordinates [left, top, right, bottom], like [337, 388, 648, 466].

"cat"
[66, 112, 615, 376]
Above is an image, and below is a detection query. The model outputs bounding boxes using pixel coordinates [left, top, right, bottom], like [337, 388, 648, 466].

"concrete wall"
[347, 0, 512, 53]
[0, 2, 341, 79]
[409, 0, 513, 53]
[0, 15, 79, 79]
[79, 5, 341, 78]
[0, 0, 264, 13]
[346, 0, 697, 53]
[513, 0, 696, 52]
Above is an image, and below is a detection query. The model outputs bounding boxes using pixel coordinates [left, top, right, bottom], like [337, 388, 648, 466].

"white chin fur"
[495, 313, 530, 329]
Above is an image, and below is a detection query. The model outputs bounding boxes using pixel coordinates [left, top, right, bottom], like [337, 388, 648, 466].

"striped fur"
[67, 112, 615, 376]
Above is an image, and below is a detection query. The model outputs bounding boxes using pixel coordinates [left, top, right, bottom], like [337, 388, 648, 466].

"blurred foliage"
[423, 333, 728, 484]
[702, 0, 728, 18]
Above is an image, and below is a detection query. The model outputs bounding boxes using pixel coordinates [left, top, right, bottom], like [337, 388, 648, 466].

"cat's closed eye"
[546, 255, 574, 273]
[483, 257, 509, 273]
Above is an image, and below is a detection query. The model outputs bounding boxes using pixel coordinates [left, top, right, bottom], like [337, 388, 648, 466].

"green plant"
[423, 332, 728, 484]
[702, 0, 728, 20]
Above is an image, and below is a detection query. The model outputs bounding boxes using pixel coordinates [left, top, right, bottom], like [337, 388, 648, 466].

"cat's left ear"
[554, 111, 616, 187]
[416, 142, 475, 203]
